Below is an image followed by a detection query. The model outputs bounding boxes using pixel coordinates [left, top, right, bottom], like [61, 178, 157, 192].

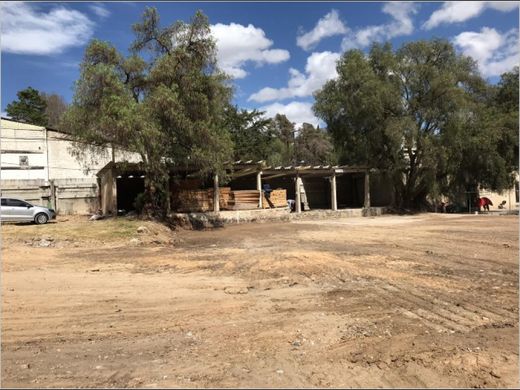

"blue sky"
[2, 1, 519, 127]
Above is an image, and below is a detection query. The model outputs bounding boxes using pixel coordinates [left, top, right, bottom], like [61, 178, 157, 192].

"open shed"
[97, 160, 390, 215]
[227, 161, 372, 213]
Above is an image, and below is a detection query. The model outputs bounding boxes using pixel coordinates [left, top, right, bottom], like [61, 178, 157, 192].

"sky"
[1, 1, 519, 128]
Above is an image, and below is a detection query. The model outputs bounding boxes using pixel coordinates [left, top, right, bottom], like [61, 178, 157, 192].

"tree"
[224, 105, 272, 162]
[441, 67, 519, 203]
[62, 8, 233, 217]
[6, 87, 48, 125]
[269, 114, 295, 165]
[294, 123, 335, 165]
[314, 40, 495, 209]
[41, 93, 68, 129]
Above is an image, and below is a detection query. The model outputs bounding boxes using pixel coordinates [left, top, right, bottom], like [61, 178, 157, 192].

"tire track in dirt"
[379, 284, 505, 330]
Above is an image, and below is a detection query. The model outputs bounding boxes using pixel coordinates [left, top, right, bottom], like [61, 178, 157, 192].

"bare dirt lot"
[2, 213, 518, 388]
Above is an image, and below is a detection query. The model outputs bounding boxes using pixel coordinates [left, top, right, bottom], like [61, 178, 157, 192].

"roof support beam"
[330, 173, 337, 211]
[364, 170, 370, 209]
[213, 173, 220, 213]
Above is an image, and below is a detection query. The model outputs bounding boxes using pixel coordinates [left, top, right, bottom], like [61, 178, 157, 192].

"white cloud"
[423, 1, 519, 30]
[211, 23, 290, 79]
[487, 1, 520, 12]
[297, 10, 348, 51]
[249, 51, 340, 103]
[1, 2, 95, 55]
[258, 101, 319, 129]
[341, 2, 418, 50]
[453, 27, 519, 77]
[89, 4, 110, 18]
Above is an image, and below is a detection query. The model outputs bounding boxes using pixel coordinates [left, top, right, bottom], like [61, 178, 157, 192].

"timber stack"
[228, 190, 260, 210]
[175, 187, 231, 212]
[262, 189, 287, 208]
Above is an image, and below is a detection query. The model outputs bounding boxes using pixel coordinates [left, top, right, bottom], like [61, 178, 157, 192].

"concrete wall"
[1, 118, 141, 214]
[0, 178, 98, 214]
[0, 119, 48, 180]
[47, 131, 110, 180]
[480, 175, 519, 211]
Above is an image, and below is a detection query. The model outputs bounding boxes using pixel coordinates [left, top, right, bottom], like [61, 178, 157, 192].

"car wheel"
[35, 213, 49, 224]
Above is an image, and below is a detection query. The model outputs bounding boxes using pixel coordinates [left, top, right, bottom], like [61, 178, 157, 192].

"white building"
[1, 118, 139, 214]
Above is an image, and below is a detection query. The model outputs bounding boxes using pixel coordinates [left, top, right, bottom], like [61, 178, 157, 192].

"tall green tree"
[269, 114, 295, 165]
[314, 39, 500, 209]
[41, 93, 68, 129]
[62, 8, 233, 217]
[441, 67, 519, 203]
[294, 123, 335, 165]
[6, 87, 48, 126]
[224, 105, 272, 162]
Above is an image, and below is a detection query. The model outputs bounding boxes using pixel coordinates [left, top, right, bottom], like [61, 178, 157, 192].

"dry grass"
[1, 215, 174, 245]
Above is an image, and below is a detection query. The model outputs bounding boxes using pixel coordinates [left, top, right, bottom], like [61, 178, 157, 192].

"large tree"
[62, 8, 233, 217]
[268, 114, 295, 165]
[314, 39, 515, 209]
[6, 87, 48, 126]
[41, 93, 68, 129]
[294, 123, 335, 165]
[225, 105, 272, 162]
[441, 67, 519, 203]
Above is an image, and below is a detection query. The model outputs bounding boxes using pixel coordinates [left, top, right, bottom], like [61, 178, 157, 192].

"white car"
[0, 197, 56, 224]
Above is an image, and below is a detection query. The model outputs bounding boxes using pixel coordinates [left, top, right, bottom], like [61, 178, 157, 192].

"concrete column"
[295, 174, 302, 213]
[364, 170, 370, 209]
[330, 173, 337, 211]
[49, 180, 57, 211]
[257, 171, 263, 208]
[213, 173, 220, 213]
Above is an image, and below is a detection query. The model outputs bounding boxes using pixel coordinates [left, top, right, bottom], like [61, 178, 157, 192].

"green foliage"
[314, 39, 517, 209]
[62, 8, 233, 217]
[268, 114, 295, 165]
[442, 67, 519, 201]
[224, 105, 272, 162]
[41, 93, 68, 129]
[294, 123, 335, 165]
[6, 87, 48, 126]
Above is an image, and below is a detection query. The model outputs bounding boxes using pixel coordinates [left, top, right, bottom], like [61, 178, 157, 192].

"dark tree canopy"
[41, 93, 68, 129]
[62, 8, 233, 216]
[6, 87, 48, 126]
[314, 39, 517, 209]
[268, 114, 295, 165]
[225, 105, 273, 162]
[294, 123, 335, 165]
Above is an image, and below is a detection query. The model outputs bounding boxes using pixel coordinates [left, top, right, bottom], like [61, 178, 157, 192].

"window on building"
[1, 199, 6, 206]
[19, 155, 29, 168]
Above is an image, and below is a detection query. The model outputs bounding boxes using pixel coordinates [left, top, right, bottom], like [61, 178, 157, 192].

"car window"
[0, 199, 6, 206]
[6, 199, 29, 207]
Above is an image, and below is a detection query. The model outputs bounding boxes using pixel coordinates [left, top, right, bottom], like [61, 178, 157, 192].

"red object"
[477, 197, 493, 210]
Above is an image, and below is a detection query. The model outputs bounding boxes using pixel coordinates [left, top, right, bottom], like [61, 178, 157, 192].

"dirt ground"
[1, 213, 518, 388]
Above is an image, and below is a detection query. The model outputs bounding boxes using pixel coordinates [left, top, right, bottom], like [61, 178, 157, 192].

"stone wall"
[169, 207, 387, 229]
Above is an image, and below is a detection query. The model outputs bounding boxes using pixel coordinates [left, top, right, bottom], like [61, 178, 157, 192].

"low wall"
[169, 207, 387, 229]
[0, 178, 98, 215]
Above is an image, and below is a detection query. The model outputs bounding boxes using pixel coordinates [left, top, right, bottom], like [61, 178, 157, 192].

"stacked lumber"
[218, 187, 232, 209]
[262, 189, 287, 208]
[175, 187, 231, 212]
[227, 190, 261, 210]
